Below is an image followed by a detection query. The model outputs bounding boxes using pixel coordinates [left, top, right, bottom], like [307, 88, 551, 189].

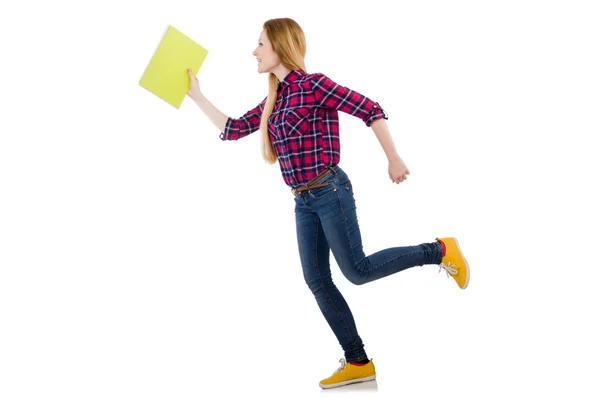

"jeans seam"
[314, 215, 353, 343]
[336, 189, 362, 276]
[370, 250, 421, 276]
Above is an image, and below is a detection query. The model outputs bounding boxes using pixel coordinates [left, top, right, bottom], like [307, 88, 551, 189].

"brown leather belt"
[293, 165, 338, 195]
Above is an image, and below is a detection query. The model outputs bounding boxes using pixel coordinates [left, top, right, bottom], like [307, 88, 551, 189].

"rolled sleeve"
[311, 73, 388, 127]
[219, 98, 265, 141]
[218, 117, 235, 141]
[364, 101, 388, 127]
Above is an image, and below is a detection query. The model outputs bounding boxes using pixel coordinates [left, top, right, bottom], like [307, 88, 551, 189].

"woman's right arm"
[193, 92, 229, 132]
[187, 68, 228, 131]
[187, 68, 263, 140]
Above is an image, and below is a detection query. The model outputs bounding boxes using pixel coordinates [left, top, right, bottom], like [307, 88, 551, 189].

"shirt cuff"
[364, 102, 388, 127]
[219, 117, 234, 141]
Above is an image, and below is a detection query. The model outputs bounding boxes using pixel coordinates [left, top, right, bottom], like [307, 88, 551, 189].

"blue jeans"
[293, 165, 443, 362]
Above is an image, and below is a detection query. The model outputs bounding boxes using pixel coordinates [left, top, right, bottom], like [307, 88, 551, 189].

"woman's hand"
[187, 68, 201, 101]
[389, 157, 410, 184]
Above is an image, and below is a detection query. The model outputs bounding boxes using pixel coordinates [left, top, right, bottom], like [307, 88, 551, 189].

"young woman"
[187, 17, 470, 389]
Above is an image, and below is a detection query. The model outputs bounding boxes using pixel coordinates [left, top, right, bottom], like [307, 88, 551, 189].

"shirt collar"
[278, 69, 304, 90]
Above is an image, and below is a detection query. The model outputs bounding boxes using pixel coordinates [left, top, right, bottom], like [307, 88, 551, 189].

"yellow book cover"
[139, 25, 208, 109]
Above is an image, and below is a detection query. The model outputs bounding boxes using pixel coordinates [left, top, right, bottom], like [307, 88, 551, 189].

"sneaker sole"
[452, 237, 470, 289]
[319, 375, 376, 389]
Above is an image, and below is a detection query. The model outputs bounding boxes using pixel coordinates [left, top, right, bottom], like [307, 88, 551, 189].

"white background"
[1, 0, 599, 396]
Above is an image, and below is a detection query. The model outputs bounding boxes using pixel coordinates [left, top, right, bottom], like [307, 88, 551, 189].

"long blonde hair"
[260, 18, 307, 164]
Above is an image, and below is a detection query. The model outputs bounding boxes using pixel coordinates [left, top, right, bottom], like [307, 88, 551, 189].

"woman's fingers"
[392, 174, 408, 184]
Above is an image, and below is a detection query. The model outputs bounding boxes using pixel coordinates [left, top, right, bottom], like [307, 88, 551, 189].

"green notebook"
[139, 25, 208, 109]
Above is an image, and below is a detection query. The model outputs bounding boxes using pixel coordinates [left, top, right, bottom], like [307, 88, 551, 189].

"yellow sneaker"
[319, 358, 376, 389]
[436, 237, 470, 289]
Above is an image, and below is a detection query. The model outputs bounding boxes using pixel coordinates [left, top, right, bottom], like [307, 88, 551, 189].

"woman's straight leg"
[295, 192, 368, 363]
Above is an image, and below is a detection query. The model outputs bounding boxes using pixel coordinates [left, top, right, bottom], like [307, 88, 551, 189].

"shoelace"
[439, 262, 458, 278]
[334, 358, 347, 373]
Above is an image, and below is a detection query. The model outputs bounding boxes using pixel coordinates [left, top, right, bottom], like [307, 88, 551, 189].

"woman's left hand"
[389, 158, 410, 184]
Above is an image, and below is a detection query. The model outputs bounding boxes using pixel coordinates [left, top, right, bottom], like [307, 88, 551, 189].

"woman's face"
[253, 30, 280, 74]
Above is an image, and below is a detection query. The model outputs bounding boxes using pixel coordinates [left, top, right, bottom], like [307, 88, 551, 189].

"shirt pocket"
[283, 107, 311, 137]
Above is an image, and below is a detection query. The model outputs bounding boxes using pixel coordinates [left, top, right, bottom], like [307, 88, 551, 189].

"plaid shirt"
[219, 69, 388, 189]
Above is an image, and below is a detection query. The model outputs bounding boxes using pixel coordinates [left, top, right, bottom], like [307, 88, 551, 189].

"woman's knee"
[305, 275, 335, 295]
[343, 267, 368, 286]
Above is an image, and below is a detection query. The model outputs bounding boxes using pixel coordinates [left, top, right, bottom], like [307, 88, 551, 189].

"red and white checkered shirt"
[219, 69, 388, 189]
